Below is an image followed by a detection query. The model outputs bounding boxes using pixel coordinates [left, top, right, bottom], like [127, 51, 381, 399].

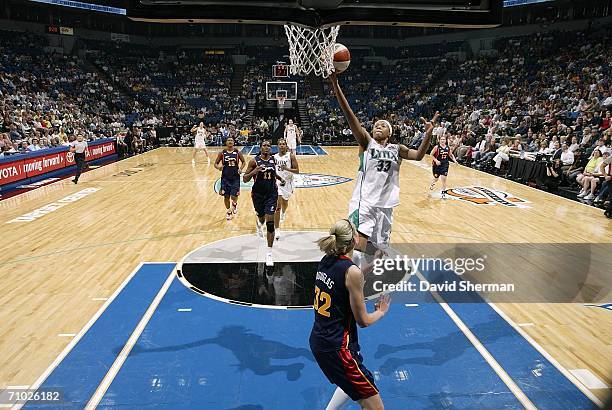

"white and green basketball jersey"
[350, 139, 402, 208]
[274, 152, 293, 181]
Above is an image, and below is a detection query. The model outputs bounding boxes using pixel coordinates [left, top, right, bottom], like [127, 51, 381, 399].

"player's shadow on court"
[373, 316, 508, 375]
[127, 325, 314, 381]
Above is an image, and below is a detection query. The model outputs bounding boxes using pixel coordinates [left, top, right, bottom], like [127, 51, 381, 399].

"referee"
[70, 134, 88, 184]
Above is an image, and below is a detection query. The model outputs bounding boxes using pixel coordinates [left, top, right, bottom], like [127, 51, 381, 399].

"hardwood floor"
[0, 147, 609, 403]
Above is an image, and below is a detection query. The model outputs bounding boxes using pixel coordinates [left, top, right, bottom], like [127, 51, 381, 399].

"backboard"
[266, 81, 298, 101]
[127, 0, 503, 29]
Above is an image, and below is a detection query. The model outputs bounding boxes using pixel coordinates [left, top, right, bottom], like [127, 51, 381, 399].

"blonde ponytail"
[316, 219, 356, 256]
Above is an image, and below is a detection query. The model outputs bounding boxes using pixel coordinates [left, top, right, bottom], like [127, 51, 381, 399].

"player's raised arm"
[346, 265, 389, 328]
[329, 72, 370, 150]
[399, 111, 440, 161]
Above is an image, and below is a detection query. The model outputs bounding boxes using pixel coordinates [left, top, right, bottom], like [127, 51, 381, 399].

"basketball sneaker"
[226, 211, 232, 221]
[266, 252, 274, 267]
[232, 201, 238, 215]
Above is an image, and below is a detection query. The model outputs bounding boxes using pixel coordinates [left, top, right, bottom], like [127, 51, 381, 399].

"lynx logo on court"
[445, 186, 530, 208]
[214, 173, 351, 193]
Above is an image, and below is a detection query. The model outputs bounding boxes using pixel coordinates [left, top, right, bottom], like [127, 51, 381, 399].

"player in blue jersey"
[243, 140, 285, 266]
[429, 134, 457, 199]
[310, 219, 391, 410]
[215, 137, 246, 220]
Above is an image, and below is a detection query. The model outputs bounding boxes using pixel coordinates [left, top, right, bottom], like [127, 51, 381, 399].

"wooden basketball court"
[0, 147, 610, 407]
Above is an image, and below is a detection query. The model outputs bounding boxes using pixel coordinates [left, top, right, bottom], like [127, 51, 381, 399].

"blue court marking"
[28, 263, 598, 409]
[296, 145, 318, 155]
[584, 303, 612, 311]
[24, 263, 175, 409]
[239, 146, 256, 155]
[417, 267, 597, 409]
[101, 274, 520, 409]
[450, 303, 598, 410]
[312, 146, 328, 155]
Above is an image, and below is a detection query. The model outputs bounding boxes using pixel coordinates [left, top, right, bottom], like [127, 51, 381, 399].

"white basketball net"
[284, 24, 340, 78]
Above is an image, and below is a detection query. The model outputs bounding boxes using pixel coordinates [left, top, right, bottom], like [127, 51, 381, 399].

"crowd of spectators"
[299, 28, 610, 213]
[0, 31, 132, 156]
[412, 29, 612, 212]
[1, 26, 610, 214]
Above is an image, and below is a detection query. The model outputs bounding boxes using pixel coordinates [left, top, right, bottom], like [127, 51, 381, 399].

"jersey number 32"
[314, 286, 331, 317]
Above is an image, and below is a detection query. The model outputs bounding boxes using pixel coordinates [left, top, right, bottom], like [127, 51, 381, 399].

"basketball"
[333, 43, 351, 73]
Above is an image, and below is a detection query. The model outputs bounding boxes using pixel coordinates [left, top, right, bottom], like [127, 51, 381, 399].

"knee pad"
[266, 221, 275, 233]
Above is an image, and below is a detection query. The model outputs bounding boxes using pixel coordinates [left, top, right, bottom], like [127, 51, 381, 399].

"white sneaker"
[577, 191, 588, 198]
[280, 212, 286, 224]
[226, 211, 232, 221]
[191, 159, 195, 166]
[584, 193, 595, 200]
[275, 228, 281, 241]
[232, 202, 238, 215]
[265, 252, 274, 267]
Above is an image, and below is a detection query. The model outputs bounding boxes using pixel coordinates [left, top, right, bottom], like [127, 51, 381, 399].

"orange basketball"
[333, 43, 351, 74]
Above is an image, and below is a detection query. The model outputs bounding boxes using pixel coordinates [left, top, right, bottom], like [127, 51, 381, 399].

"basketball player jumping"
[215, 136, 246, 220]
[274, 138, 300, 240]
[191, 122, 211, 165]
[243, 140, 285, 266]
[430, 134, 457, 199]
[329, 72, 438, 260]
[284, 119, 301, 155]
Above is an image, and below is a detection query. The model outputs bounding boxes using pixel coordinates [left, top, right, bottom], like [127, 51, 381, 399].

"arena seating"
[1, 27, 610, 207]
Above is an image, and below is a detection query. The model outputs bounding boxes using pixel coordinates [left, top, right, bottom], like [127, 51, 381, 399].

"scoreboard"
[273, 63, 289, 79]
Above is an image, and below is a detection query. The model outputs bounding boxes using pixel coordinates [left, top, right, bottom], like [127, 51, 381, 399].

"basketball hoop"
[284, 24, 340, 78]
